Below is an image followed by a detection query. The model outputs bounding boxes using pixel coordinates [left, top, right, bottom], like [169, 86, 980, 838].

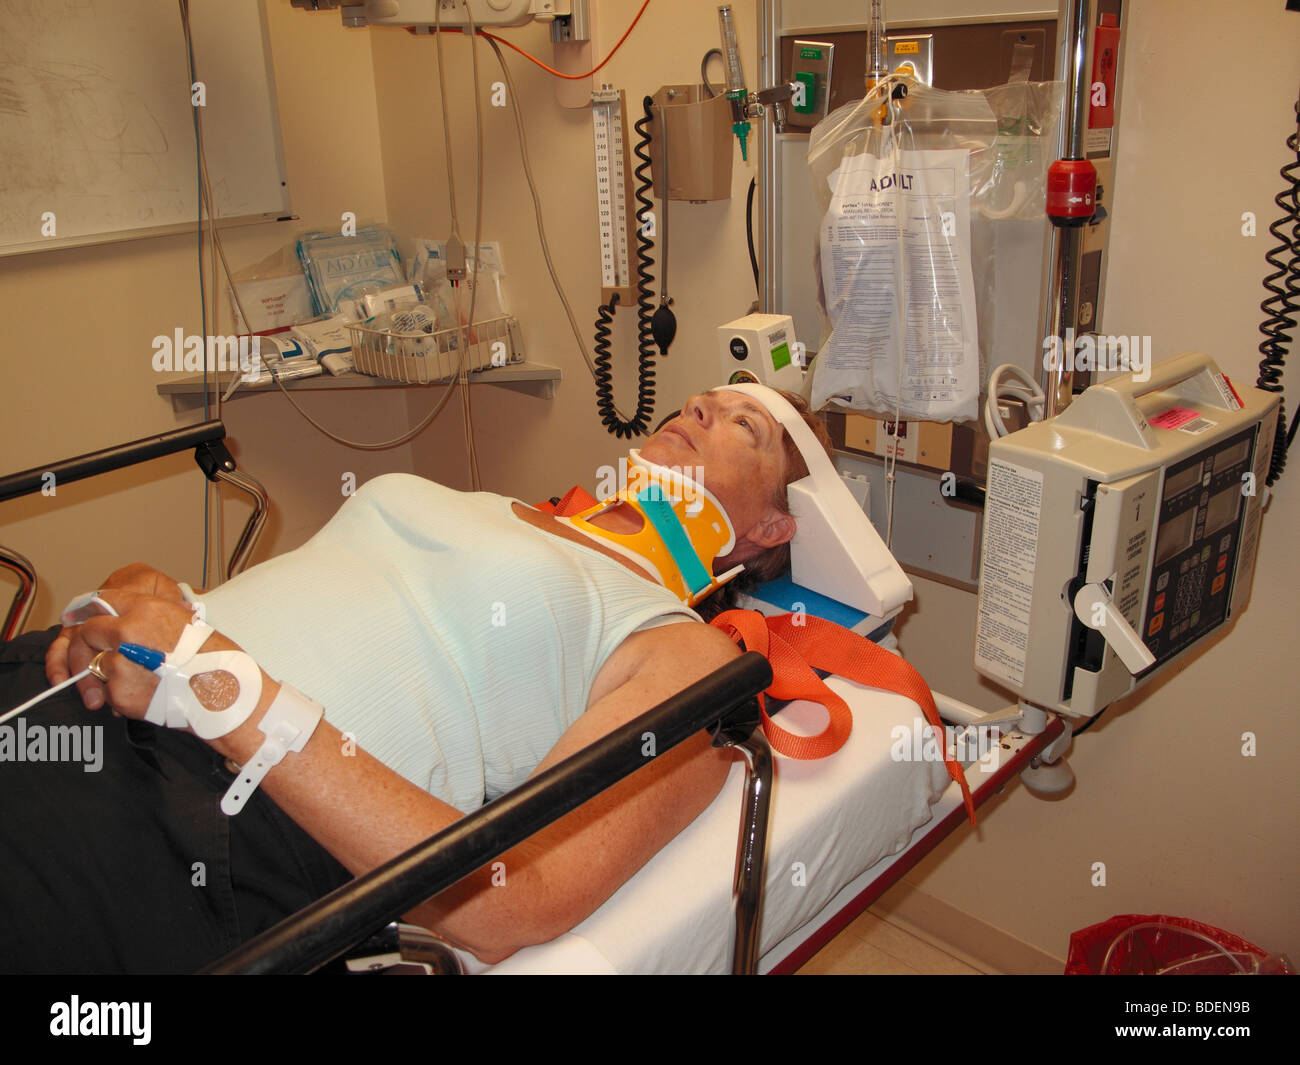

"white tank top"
[197, 474, 698, 812]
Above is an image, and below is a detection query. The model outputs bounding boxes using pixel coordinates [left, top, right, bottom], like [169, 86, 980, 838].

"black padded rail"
[203, 651, 773, 975]
[0, 421, 226, 503]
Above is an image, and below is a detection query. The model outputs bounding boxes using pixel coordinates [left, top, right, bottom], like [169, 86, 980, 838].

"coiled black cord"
[593, 95, 659, 438]
[1255, 94, 1300, 485]
[633, 96, 658, 377]
[593, 292, 655, 438]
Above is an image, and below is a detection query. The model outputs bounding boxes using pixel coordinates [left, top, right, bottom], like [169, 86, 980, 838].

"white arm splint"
[220, 684, 324, 816]
[142, 620, 265, 741]
[61, 582, 200, 626]
[61, 591, 119, 625]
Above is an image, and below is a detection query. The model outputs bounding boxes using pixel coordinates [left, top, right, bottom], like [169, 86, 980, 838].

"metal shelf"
[156, 360, 561, 411]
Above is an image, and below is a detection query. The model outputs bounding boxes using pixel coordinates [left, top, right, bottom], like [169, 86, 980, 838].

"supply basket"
[347, 313, 524, 385]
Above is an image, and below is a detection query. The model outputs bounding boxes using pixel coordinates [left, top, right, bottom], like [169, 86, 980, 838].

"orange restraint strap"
[540, 487, 975, 824]
[536, 486, 600, 515]
[710, 610, 975, 826]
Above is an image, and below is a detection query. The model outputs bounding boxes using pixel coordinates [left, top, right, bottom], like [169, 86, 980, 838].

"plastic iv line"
[0, 643, 164, 726]
[0, 669, 96, 726]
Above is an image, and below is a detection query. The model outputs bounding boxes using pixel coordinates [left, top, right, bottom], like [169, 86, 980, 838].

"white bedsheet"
[472, 676, 952, 974]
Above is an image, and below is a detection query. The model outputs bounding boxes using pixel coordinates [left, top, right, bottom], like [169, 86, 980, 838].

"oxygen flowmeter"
[974, 353, 1278, 718]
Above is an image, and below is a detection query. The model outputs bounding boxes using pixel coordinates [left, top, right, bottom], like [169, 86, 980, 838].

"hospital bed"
[0, 422, 1061, 976]
[469, 677, 1063, 975]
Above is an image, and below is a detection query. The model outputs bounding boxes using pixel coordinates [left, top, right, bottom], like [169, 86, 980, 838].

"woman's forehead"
[710, 390, 780, 427]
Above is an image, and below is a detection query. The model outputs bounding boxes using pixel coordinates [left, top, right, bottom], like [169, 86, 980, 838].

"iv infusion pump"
[974, 353, 1279, 718]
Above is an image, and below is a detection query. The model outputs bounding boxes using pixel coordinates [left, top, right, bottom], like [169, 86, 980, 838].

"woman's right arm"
[44, 590, 740, 964]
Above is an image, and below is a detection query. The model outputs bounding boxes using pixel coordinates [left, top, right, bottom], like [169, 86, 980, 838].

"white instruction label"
[1211, 371, 1243, 411]
[975, 459, 1044, 688]
[1084, 127, 1112, 157]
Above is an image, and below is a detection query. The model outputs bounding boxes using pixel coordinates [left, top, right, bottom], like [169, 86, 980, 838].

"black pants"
[0, 627, 352, 974]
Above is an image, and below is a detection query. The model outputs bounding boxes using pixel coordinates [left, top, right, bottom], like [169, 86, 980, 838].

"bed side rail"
[202, 651, 774, 975]
[0, 420, 268, 637]
[0, 421, 228, 503]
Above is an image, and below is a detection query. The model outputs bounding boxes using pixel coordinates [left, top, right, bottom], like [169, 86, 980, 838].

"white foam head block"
[715, 383, 913, 617]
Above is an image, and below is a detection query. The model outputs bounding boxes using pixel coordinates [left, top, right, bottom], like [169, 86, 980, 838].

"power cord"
[984, 363, 1046, 440]
[1256, 87, 1300, 486]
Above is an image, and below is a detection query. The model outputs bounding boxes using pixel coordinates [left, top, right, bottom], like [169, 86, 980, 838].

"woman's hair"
[695, 390, 835, 621]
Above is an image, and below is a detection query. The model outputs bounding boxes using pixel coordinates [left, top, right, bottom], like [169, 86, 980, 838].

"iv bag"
[807, 80, 998, 423]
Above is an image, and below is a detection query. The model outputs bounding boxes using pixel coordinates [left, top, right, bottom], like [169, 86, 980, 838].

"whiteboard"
[0, 0, 290, 257]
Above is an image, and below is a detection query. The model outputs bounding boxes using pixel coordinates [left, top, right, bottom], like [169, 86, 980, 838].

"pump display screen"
[1162, 462, 1201, 500]
[1142, 428, 1255, 665]
[1205, 484, 1243, 535]
[1154, 508, 1195, 566]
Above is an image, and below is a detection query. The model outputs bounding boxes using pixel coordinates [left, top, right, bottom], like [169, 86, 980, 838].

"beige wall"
[2, 0, 1296, 970]
[0, 0, 413, 627]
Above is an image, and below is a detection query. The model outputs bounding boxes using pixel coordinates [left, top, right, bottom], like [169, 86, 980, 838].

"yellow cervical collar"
[562, 451, 743, 608]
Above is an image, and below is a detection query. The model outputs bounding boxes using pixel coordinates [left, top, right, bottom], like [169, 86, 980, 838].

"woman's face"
[639, 390, 795, 560]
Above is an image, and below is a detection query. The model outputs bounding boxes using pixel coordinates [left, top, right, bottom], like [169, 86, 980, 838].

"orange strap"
[710, 610, 975, 825]
[540, 487, 975, 822]
[535, 485, 599, 516]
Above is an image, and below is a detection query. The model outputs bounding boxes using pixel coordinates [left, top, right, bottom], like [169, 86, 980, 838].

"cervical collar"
[561, 451, 744, 608]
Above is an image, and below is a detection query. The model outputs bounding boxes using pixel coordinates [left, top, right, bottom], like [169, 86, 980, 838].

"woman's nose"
[682, 394, 713, 425]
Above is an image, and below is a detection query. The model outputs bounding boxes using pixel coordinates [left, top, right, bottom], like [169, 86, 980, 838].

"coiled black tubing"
[593, 95, 659, 438]
[1255, 96, 1300, 485]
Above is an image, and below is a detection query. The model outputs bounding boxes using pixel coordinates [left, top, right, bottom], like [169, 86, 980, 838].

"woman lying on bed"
[0, 388, 832, 973]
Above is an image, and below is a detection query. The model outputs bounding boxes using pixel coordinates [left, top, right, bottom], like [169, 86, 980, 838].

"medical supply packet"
[227, 244, 315, 334]
[808, 80, 998, 423]
[292, 315, 354, 375]
[297, 226, 405, 316]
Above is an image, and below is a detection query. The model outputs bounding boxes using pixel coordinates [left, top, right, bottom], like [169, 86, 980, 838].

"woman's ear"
[746, 508, 796, 550]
